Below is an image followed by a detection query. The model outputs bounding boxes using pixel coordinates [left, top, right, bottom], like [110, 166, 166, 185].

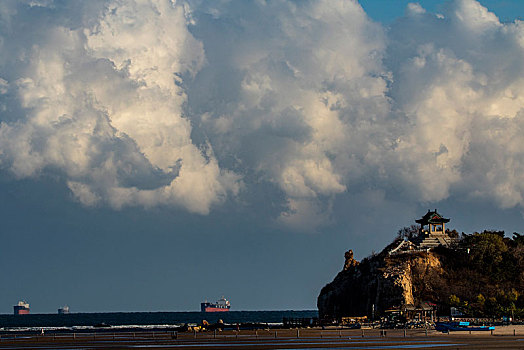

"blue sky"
[0, 0, 524, 313]
[362, 0, 524, 23]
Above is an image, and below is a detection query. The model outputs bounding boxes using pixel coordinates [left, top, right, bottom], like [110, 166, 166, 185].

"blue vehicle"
[435, 321, 495, 332]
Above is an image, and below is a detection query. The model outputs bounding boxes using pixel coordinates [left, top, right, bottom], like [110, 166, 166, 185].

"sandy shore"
[0, 326, 522, 349]
[489, 324, 524, 335]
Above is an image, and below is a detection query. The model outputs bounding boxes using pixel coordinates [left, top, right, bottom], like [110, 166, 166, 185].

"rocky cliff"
[318, 231, 524, 320]
[317, 242, 444, 319]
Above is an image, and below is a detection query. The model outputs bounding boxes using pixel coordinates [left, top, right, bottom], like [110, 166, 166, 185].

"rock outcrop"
[317, 242, 444, 319]
[343, 250, 359, 271]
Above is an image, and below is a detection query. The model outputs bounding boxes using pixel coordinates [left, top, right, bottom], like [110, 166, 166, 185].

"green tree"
[466, 231, 508, 278]
[485, 297, 499, 317]
[449, 294, 461, 307]
[396, 225, 420, 240]
[512, 232, 524, 246]
[470, 293, 486, 317]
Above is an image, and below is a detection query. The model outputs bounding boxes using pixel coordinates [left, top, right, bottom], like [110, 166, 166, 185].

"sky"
[0, 0, 524, 313]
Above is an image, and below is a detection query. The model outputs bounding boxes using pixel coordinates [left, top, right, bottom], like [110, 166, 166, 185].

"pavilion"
[412, 210, 454, 248]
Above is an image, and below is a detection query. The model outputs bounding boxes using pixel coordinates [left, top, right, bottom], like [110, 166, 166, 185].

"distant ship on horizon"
[13, 300, 30, 315]
[201, 296, 230, 312]
[58, 305, 69, 314]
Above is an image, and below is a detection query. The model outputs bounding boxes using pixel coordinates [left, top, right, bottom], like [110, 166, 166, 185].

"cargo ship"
[201, 296, 230, 312]
[58, 305, 69, 314]
[13, 300, 30, 315]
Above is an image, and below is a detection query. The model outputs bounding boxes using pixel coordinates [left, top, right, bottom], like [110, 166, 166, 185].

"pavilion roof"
[415, 209, 450, 225]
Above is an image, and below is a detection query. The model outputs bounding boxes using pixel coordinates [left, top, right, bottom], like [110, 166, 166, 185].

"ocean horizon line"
[2, 309, 318, 315]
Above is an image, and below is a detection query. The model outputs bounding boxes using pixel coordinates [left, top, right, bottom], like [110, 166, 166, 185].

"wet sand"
[0, 326, 522, 349]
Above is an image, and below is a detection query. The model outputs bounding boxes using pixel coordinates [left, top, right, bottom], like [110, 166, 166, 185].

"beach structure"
[384, 302, 436, 323]
[401, 302, 436, 322]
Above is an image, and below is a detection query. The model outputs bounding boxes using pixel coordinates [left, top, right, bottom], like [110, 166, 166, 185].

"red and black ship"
[13, 300, 30, 315]
[201, 297, 230, 312]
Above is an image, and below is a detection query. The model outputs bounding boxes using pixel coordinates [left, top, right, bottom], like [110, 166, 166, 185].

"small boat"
[435, 321, 494, 332]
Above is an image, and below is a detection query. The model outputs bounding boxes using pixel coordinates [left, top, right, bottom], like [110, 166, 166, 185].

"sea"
[0, 310, 318, 331]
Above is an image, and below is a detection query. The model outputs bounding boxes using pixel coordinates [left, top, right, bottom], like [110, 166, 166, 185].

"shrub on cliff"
[435, 231, 523, 318]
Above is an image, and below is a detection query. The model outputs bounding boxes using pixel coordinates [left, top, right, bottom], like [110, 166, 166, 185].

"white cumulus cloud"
[1, 0, 524, 231]
[0, 0, 240, 214]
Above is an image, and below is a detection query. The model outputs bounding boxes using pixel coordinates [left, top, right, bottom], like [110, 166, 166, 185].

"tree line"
[405, 229, 523, 319]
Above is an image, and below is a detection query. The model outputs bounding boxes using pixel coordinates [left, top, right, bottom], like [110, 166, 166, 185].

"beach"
[0, 325, 522, 349]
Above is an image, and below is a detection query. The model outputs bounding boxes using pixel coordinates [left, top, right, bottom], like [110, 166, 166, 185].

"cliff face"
[319, 232, 524, 320]
[317, 248, 443, 319]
